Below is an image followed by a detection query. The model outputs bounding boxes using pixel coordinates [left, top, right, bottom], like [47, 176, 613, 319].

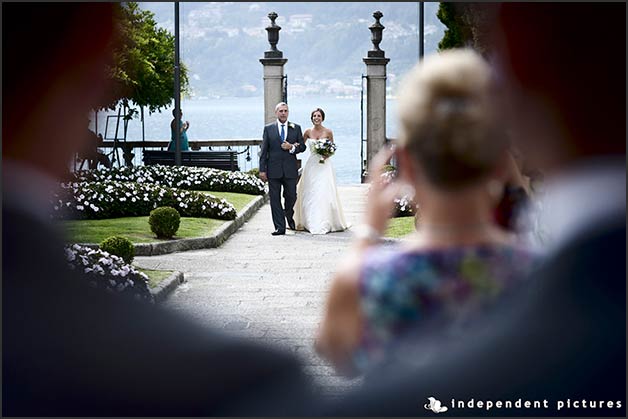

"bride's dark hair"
[311, 108, 325, 122]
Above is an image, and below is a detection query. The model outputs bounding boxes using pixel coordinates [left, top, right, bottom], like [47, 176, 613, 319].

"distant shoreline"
[186, 95, 398, 101]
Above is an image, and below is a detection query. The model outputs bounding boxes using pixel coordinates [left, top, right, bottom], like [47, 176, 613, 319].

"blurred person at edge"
[315, 48, 538, 378]
[2, 3, 314, 416]
[321, 2, 625, 416]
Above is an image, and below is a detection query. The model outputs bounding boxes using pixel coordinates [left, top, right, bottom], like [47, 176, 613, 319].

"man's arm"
[292, 125, 306, 154]
[259, 126, 269, 182]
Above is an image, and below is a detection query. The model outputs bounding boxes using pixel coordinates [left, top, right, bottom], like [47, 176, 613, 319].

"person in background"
[323, 3, 625, 416]
[315, 49, 538, 378]
[293, 107, 349, 235]
[79, 120, 112, 170]
[3, 3, 313, 416]
[168, 108, 190, 151]
[258, 102, 307, 235]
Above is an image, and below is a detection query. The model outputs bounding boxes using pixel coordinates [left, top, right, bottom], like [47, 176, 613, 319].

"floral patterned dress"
[353, 243, 539, 373]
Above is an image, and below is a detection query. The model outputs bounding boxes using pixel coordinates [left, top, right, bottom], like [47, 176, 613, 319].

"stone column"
[363, 11, 390, 174]
[260, 12, 287, 125]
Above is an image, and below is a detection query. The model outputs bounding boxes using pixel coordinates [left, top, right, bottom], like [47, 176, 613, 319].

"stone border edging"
[134, 193, 269, 256]
[75, 193, 269, 256]
[73, 194, 268, 301]
[151, 271, 185, 303]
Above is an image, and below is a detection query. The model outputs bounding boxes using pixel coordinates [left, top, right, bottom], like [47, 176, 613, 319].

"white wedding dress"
[294, 138, 349, 234]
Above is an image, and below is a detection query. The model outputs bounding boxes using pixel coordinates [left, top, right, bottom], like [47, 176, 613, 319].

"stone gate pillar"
[260, 12, 288, 125]
[363, 11, 390, 175]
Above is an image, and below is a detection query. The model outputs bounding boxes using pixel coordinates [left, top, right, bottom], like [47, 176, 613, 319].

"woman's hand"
[363, 146, 401, 235]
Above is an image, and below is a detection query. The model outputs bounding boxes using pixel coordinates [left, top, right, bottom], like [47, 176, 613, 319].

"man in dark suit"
[323, 2, 625, 417]
[3, 4, 314, 416]
[259, 102, 306, 235]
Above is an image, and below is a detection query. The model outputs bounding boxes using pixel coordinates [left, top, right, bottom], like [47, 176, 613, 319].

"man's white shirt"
[276, 119, 296, 154]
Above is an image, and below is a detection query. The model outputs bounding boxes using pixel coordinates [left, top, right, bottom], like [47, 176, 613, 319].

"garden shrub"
[100, 235, 135, 263]
[149, 206, 181, 239]
[382, 164, 396, 173]
[64, 244, 153, 303]
[377, 167, 419, 218]
[74, 165, 267, 195]
[52, 181, 236, 221]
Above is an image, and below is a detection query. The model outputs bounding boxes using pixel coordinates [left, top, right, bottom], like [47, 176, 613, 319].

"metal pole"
[141, 106, 145, 143]
[360, 74, 365, 183]
[174, 2, 181, 166]
[419, 2, 424, 59]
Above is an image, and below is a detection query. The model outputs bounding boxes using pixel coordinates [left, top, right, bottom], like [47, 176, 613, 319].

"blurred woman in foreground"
[315, 49, 538, 377]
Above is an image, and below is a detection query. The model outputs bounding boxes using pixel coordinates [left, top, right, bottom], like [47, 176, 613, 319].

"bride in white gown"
[294, 108, 349, 234]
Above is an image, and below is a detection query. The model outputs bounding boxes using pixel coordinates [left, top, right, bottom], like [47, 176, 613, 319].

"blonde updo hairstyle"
[397, 49, 506, 190]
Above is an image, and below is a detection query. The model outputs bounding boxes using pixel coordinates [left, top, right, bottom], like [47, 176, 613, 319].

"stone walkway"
[134, 184, 370, 397]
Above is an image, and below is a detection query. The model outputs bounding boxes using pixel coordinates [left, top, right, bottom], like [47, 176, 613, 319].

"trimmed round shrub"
[100, 235, 135, 263]
[149, 206, 180, 239]
[247, 167, 260, 178]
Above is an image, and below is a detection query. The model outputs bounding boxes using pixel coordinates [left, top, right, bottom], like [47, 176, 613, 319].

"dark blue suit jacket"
[259, 121, 305, 179]
[2, 204, 315, 416]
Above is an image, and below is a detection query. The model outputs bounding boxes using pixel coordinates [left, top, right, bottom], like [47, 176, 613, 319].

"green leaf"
[98, 2, 189, 116]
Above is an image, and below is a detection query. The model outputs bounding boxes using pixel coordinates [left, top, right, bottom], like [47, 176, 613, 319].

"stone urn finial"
[368, 10, 385, 58]
[265, 11, 283, 58]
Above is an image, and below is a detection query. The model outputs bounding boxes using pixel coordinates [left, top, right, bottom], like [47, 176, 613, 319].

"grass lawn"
[199, 191, 258, 213]
[138, 267, 174, 289]
[385, 216, 417, 238]
[60, 191, 259, 244]
[61, 216, 225, 244]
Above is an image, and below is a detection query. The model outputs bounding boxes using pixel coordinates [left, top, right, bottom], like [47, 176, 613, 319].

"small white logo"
[425, 397, 449, 413]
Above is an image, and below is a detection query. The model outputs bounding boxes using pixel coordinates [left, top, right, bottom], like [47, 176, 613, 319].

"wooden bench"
[142, 150, 240, 171]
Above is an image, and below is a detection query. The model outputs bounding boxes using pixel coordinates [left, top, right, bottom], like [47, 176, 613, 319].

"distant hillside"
[139, 2, 445, 98]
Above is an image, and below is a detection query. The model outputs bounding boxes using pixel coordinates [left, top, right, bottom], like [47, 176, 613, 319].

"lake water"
[92, 96, 399, 185]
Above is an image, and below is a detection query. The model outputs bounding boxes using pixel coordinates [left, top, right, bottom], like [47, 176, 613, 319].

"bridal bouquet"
[311, 138, 337, 164]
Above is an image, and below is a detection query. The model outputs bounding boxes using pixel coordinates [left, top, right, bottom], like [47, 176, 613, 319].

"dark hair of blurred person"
[3, 3, 119, 181]
[315, 48, 538, 378]
[2, 3, 313, 416]
[322, 3, 625, 416]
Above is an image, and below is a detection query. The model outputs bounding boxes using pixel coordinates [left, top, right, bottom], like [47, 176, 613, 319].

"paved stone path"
[134, 184, 370, 397]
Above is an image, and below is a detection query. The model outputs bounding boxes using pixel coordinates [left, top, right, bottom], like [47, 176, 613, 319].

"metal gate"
[282, 74, 288, 104]
[360, 74, 368, 183]
[103, 102, 134, 168]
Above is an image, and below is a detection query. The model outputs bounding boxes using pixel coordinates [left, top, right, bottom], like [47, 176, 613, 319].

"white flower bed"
[75, 165, 267, 195]
[379, 168, 418, 217]
[64, 244, 153, 303]
[52, 181, 237, 220]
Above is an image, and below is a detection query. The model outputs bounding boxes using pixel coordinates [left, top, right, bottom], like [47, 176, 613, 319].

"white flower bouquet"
[311, 138, 337, 164]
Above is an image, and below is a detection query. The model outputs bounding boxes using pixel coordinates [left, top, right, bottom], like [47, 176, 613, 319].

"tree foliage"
[437, 3, 498, 55]
[102, 2, 189, 117]
[437, 2, 470, 51]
